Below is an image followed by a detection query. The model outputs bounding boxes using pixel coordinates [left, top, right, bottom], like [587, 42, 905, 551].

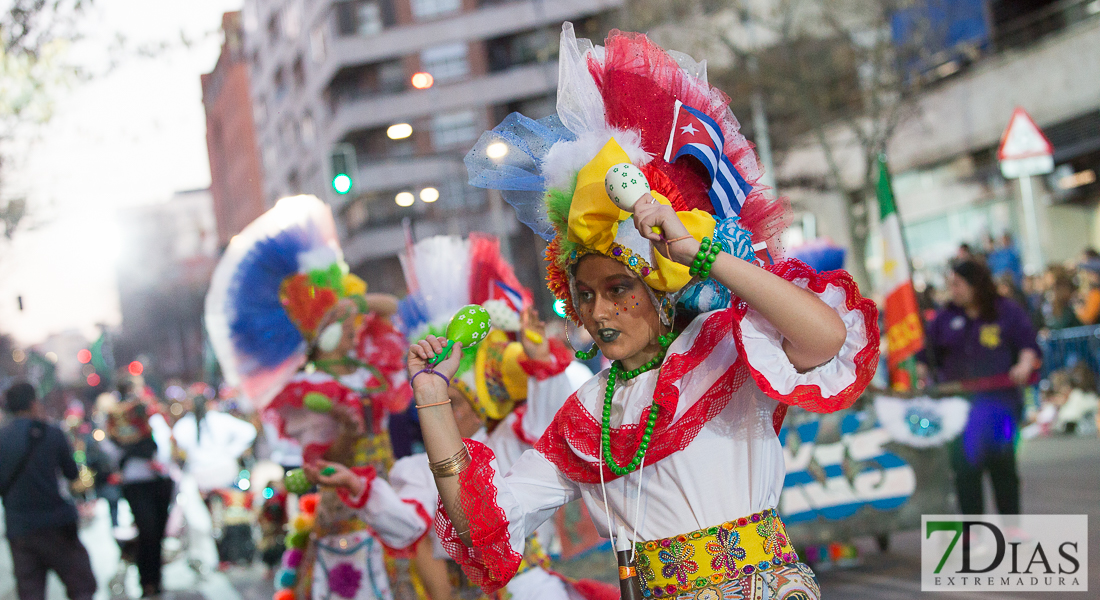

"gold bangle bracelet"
[430, 446, 472, 477]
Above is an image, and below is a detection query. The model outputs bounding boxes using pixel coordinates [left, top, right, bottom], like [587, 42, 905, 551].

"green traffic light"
[333, 174, 352, 194]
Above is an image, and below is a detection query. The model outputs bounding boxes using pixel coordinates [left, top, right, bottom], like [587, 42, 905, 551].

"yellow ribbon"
[566, 138, 715, 293]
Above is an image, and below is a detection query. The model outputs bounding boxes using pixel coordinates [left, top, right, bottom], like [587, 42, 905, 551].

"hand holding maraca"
[408, 335, 463, 391]
[631, 194, 699, 264]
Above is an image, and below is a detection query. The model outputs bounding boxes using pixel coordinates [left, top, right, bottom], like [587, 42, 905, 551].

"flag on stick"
[664, 100, 754, 220]
[877, 154, 924, 390]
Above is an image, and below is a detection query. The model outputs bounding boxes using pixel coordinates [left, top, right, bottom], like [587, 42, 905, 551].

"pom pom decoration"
[298, 493, 319, 515]
[285, 529, 310, 549]
[282, 548, 304, 569]
[302, 391, 333, 413]
[292, 513, 315, 533]
[273, 590, 296, 600]
[276, 568, 297, 590]
[284, 468, 311, 495]
[320, 466, 336, 476]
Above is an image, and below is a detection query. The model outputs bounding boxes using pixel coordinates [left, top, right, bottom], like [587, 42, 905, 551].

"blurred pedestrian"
[172, 394, 256, 494]
[172, 393, 257, 566]
[987, 233, 1023, 286]
[104, 382, 173, 598]
[1043, 270, 1082, 330]
[0, 382, 97, 600]
[921, 260, 1041, 517]
[1074, 264, 1100, 325]
[956, 242, 978, 265]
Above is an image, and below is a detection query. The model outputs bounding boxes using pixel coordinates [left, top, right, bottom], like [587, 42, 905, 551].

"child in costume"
[205, 195, 430, 600]
[407, 25, 879, 600]
[389, 235, 595, 600]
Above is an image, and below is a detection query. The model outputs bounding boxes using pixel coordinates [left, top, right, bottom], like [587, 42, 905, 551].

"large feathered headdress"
[465, 24, 791, 323]
[205, 195, 369, 410]
[395, 233, 533, 422]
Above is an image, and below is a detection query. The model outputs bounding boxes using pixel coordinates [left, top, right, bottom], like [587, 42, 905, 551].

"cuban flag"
[663, 100, 754, 219]
[490, 280, 525, 313]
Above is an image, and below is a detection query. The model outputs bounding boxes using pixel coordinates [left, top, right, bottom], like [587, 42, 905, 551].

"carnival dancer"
[407, 25, 879, 600]
[205, 195, 430, 600]
[390, 234, 596, 600]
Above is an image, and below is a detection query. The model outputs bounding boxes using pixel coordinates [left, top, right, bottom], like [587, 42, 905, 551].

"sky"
[0, 0, 243, 345]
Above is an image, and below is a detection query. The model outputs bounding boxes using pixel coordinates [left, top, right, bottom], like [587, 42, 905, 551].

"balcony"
[326, 62, 556, 144]
[310, 0, 622, 97]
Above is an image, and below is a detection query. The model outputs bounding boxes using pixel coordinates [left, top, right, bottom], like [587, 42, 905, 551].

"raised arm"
[632, 197, 847, 371]
[408, 337, 579, 592]
[407, 336, 474, 543]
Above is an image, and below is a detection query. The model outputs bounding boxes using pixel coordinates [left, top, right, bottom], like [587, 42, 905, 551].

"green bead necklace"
[601, 331, 678, 476]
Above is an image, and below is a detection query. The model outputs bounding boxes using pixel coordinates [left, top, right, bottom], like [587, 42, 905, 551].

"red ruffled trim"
[536, 310, 749, 484]
[267, 377, 363, 441]
[434, 440, 523, 594]
[517, 339, 572, 381]
[509, 404, 538, 446]
[731, 259, 880, 414]
[337, 465, 377, 509]
[356, 313, 414, 414]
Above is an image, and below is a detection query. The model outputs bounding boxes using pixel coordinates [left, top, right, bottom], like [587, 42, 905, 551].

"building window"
[310, 25, 327, 62]
[253, 97, 267, 125]
[377, 61, 406, 93]
[336, 0, 394, 36]
[293, 55, 305, 89]
[283, 0, 301, 38]
[431, 109, 478, 149]
[487, 28, 554, 72]
[345, 199, 369, 231]
[301, 113, 315, 145]
[267, 10, 281, 41]
[420, 43, 469, 83]
[411, 0, 461, 20]
[328, 59, 406, 111]
[274, 67, 288, 101]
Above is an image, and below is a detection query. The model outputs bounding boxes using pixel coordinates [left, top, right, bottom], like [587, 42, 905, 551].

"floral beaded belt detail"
[634, 508, 798, 597]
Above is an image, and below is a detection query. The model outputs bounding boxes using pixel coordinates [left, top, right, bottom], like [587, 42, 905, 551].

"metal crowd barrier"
[1038, 324, 1100, 379]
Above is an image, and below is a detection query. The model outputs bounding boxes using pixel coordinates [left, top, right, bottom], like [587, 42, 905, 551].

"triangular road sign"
[998, 107, 1053, 161]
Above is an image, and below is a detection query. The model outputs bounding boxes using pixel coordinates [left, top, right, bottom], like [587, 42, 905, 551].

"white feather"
[541, 129, 651, 192]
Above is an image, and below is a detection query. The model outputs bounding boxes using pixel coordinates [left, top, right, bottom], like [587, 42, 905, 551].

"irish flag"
[877, 155, 924, 390]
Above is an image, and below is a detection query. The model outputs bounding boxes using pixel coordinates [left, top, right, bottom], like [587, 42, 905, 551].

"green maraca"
[429, 304, 492, 366]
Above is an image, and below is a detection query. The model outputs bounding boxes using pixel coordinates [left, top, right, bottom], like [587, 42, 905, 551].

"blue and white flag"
[663, 100, 754, 219]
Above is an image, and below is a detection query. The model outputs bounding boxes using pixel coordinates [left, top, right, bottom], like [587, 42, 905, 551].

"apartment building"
[240, 0, 624, 294]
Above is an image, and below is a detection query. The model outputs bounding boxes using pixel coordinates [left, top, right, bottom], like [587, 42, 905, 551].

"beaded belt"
[634, 508, 798, 597]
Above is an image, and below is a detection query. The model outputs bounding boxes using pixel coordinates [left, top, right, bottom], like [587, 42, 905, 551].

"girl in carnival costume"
[206, 195, 430, 600]
[389, 234, 599, 600]
[407, 25, 879, 600]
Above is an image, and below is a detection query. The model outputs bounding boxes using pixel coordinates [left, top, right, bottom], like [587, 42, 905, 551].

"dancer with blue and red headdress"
[206, 195, 428, 600]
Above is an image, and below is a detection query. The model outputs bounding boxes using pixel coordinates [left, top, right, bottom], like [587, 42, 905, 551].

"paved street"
[814, 435, 1100, 599]
[1, 436, 1095, 599]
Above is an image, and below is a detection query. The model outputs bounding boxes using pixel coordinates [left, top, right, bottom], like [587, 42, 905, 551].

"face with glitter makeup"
[573, 254, 665, 368]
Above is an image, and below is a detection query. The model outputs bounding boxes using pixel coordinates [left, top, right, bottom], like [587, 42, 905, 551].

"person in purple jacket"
[921, 260, 1041, 516]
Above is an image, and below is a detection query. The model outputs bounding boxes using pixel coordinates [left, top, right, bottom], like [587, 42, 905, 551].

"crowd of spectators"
[918, 234, 1100, 439]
